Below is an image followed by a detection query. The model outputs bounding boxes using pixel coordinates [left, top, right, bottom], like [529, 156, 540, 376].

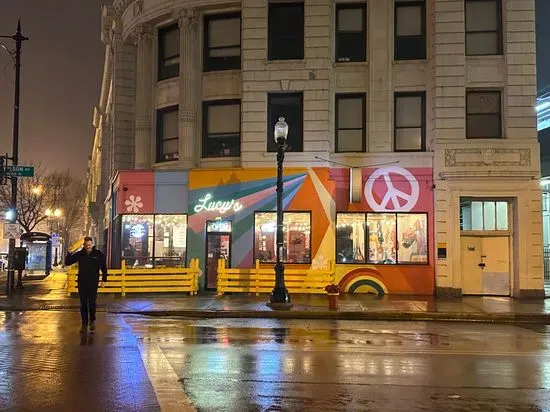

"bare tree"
[44, 171, 86, 247]
[0, 164, 50, 232]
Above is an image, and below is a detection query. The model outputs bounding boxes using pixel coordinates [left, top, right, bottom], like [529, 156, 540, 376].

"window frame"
[459, 199, 510, 233]
[335, 211, 430, 265]
[466, 89, 502, 139]
[335, 2, 367, 63]
[202, 99, 241, 158]
[267, 92, 304, 153]
[253, 210, 312, 264]
[394, 91, 426, 152]
[268, 2, 305, 61]
[157, 24, 180, 81]
[203, 12, 241, 72]
[394, 0, 426, 60]
[120, 213, 189, 268]
[335, 93, 366, 153]
[156, 105, 179, 163]
[464, 0, 503, 56]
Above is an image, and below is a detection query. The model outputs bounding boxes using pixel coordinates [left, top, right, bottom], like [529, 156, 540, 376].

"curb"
[108, 309, 550, 324]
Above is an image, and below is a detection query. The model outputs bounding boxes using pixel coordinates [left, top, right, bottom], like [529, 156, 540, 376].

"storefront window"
[397, 213, 428, 263]
[154, 215, 187, 267]
[336, 213, 366, 263]
[122, 215, 154, 268]
[367, 214, 397, 264]
[254, 211, 311, 263]
[121, 214, 188, 268]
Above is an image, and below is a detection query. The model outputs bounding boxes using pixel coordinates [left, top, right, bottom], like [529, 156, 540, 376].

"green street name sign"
[4, 166, 34, 177]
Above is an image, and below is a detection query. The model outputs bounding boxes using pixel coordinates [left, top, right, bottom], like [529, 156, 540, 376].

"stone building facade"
[86, 0, 543, 297]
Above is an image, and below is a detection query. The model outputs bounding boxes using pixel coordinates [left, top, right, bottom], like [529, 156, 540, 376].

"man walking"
[65, 237, 108, 332]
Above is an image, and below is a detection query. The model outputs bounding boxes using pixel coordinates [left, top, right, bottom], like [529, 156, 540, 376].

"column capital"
[135, 23, 154, 42]
[174, 7, 199, 28]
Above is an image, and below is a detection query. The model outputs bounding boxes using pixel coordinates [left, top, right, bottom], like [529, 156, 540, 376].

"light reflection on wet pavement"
[1, 312, 550, 411]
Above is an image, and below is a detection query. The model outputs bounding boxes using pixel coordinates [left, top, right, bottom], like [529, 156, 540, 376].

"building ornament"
[175, 7, 199, 28]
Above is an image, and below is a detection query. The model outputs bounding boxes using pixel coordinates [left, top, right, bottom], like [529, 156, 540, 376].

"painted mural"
[110, 166, 434, 295]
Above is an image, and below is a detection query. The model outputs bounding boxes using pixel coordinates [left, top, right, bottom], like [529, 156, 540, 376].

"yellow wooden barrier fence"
[66, 258, 200, 296]
[216, 259, 335, 296]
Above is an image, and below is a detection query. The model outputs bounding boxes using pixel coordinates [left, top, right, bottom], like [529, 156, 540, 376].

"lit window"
[203, 101, 240, 157]
[336, 213, 366, 263]
[367, 214, 397, 264]
[460, 200, 508, 231]
[254, 211, 311, 263]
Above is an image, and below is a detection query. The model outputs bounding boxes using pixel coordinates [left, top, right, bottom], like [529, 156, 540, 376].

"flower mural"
[125, 195, 143, 213]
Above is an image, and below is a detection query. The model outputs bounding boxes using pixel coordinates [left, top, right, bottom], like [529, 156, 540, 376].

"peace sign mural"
[364, 166, 420, 212]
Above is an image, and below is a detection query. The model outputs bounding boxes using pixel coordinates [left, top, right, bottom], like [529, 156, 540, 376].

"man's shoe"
[89, 321, 96, 331]
[80, 324, 88, 333]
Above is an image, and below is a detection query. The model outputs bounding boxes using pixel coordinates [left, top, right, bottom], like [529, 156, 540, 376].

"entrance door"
[205, 233, 231, 290]
[461, 236, 510, 296]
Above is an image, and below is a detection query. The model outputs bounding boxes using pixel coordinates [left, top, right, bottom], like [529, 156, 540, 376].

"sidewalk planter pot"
[327, 293, 339, 310]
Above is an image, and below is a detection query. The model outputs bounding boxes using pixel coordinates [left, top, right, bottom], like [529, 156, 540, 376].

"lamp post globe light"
[268, 116, 292, 309]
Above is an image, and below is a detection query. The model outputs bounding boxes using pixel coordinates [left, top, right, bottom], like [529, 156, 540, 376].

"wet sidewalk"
[1, 272, 550, 323]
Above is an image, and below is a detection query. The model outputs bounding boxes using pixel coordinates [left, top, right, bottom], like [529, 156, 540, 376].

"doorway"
[460, 236, 510, 296]
[205, 220, 232, 290]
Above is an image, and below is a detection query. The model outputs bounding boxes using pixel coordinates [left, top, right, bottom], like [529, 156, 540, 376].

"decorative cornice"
[135, 23, 154, 43]
[445, 148, 531, 167]
[113, 0, 134, 19]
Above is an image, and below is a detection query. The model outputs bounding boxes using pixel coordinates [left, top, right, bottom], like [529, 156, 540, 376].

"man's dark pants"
[78, 287, 98, 325]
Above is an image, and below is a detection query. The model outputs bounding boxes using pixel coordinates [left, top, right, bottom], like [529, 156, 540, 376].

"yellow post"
[217, 258, 223, 296]
[255, 259, 260, 296]
[121, 260, 126, 297]
[66, 270, 73, 296]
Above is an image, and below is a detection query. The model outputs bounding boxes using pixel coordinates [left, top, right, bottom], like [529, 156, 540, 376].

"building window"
[268, 2, 304, 60]
[158, 24, 179, 81]
[202, 100, 241, 158]
[254, 211, 311, 264]
[394, 92, 425, 151]
[121, 214, 188, 268]
[336, 94, 366, 152]
[465, 0, 502, 56]
[336, 213, 366, 263]
[460, 200, 509, 231]
[335, 3, 366, 62]
[156, 106, 179, 163]
[267, 93, 303, 152]
[336, 212, 429, 264]
[466, 90, 502, 138]
[204, 13, 241, 71]
[394, 1, 426, 60]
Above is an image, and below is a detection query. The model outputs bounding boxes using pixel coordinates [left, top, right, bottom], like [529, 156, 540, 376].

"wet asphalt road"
[0, 312, 549, 411]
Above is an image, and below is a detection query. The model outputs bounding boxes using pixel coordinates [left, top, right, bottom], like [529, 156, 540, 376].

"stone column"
[134, 24, 154, 169]
[176, 8, 199, 168]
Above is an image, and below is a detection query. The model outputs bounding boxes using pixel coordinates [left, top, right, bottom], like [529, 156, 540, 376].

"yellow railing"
[66, 258, 200, 296]
[217, 259, 335, 296]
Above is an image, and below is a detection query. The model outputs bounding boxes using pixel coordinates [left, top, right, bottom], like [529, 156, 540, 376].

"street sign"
[3, 223, 21, 239]
[51, 233, 60, 247]
[4, 165, 34, 177]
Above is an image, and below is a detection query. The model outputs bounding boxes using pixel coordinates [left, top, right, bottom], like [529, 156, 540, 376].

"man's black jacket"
[65, 248, 108, 290]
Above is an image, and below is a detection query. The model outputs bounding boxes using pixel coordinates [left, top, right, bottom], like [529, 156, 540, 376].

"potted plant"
[325, 284, 341, 310]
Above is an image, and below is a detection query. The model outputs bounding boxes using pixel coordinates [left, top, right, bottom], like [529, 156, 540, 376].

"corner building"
[85, 0, 543, 298]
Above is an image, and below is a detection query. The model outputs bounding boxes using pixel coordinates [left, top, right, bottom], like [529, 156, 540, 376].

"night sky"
[0, 1, 548, 181]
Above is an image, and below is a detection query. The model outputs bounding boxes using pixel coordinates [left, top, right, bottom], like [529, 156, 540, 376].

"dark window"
[204, 13, 241, 71]
[395, 1, 426, 60]
[267, 93, 303, 152]
[336, 94, 366, 152]
[156, 106, 179, 162]
[268, 3, 304, 60]
[158, 24, 180, 80]
[465, 0, 502, 56]
[202, 100, 241, 157]
[394, 92, 426, 151]
[466, 90, 502, 138]
[335, 3, 366, 62]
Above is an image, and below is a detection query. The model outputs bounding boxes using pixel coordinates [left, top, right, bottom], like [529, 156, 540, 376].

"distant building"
[86, 0, 542, 298]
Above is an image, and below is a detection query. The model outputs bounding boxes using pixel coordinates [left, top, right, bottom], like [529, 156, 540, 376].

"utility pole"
[1, 21, 28, 293]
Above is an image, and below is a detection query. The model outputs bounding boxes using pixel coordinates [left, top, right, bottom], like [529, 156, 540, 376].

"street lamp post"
[1, 21, 28, 293]
[45, 208, 62, 266]
[268, 117, 292, 309]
